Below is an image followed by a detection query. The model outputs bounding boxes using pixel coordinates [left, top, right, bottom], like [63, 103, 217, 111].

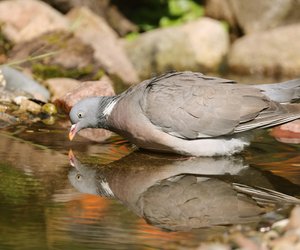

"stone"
[54, 75, 115, 114]
[0, 112, 18, 128]
[287, 206, 300, 230]
[228, 24, 300, 77]
[41, 103, 57, 115]
[42, 0, 137, 36]
[59, 119, 112, 143]
[67, 7, 139, 85]
[229, 0, 300, 34]
[1, 66, 50, 102]
[19, 99, 42, 114]
[45, 78, 81, 101]
[8, 31, 100, 81]
[205, 0, 300, 34]
[124, 18, 229, 79]
[271, 120, 300, 144]
[205, 0, 236, 28]
[0, 0, 69, 43]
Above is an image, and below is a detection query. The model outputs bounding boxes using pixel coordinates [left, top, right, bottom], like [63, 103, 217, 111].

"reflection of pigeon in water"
[68, 150, 114, 197]
[138, 175, 299, 231]
[68, 150, 300, 231]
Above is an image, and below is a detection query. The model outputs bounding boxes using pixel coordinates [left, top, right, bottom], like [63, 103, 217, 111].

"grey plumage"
[69, 71, 300, 156]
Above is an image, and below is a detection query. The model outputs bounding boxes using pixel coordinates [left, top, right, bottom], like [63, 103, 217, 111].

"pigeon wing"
[140, 72, 276, 139]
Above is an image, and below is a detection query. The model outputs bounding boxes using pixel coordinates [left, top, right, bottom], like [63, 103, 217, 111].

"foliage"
[115, 0, 204, 36]
[159, 0, 204, 28]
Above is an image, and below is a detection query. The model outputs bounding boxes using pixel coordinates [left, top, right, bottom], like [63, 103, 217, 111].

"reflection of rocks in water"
[68, 151, 300, 231]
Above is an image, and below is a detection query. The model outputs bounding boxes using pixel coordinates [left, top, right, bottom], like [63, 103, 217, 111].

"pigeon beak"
[68, 149, 75, 166]
[69, 124, 78, 141]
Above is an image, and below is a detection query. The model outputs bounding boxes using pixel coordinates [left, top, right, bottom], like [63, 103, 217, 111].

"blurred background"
[1, 0, 300, 88]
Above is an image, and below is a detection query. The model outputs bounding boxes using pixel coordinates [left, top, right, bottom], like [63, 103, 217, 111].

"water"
[0, 118, 299, 250]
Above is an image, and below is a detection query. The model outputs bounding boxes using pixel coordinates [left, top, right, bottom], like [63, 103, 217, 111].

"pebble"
[19, 99, 41, 114]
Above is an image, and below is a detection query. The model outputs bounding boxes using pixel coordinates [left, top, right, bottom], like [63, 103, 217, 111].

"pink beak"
[68, 149, 75, 166]
[69, 124, 78, 141]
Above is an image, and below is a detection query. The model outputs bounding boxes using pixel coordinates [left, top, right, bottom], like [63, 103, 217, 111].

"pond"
[0, 116, 299, 250]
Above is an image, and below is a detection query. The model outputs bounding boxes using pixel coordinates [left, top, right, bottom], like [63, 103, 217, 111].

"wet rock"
[67, 7, 139, 85]
[8, 31, 100, 81]
[0, 104, 7, 112]
[59, 119, 112, 142]
[19, 99, 42, 114]
[205, 0, 300, 34]
[0, 66, 50, 101]
[77, 128, 112, 143]
[271, 120, 300, 144]
[0, 0, 69, 43]
[54, 75, 115, 114]
[124, 18, 229, 79]
[45, 78, 81, 101]
[0, 112, 18, 128]
[228, 24, 300, 77]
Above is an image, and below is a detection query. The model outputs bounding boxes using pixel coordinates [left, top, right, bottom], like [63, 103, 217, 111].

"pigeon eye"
[78, 112, 83, 119]
[76, 174, 82, 180]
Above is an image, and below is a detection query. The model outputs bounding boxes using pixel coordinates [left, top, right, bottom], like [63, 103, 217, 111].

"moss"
[0, 25, 13, 55]
[92, 69, 105, 80]
[32, 63, 95, 79]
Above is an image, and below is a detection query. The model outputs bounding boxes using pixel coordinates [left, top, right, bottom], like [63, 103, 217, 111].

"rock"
[67, 7, 139, 85]
[0, 66, 50, 102]
[0, 104, 7, 112]
[271, 120, 300, 144]
[42, 0, 137, 36]
[8, 31, 100, 81]
[287, 206, 300, 230]
[77, 127, 112, 143]
[106, 5, 138, 36]
[205, 0, 237, 28]
[19, 99, 42, 114]
[41, 103, 57, 115]
[228, 24, 300, 77]
[0, 112, 18, 128]
[205, 0, 300, 34]
[59, 118, 112, 142]
[45, 78, 81, 101]
[0, 0, 69, 43]
[54, 75, 115, 113]
[124, 18, 229, 79]
[231, 0, 300, 34]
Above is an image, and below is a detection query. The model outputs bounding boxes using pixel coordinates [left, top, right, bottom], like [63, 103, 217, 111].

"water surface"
[0, 118, 299, 250]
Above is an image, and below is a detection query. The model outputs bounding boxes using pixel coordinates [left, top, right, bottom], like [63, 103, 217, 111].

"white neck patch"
[103, 100, 117, 116]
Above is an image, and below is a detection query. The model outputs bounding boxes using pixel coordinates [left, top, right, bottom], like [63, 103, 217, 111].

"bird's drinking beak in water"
[69, 124, 79, 141]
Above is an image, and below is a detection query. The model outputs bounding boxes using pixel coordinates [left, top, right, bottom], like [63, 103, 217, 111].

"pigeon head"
[69, 96, 116, 141]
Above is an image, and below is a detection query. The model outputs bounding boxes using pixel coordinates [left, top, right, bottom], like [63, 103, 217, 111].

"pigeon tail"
[255, 79, 300, 103]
